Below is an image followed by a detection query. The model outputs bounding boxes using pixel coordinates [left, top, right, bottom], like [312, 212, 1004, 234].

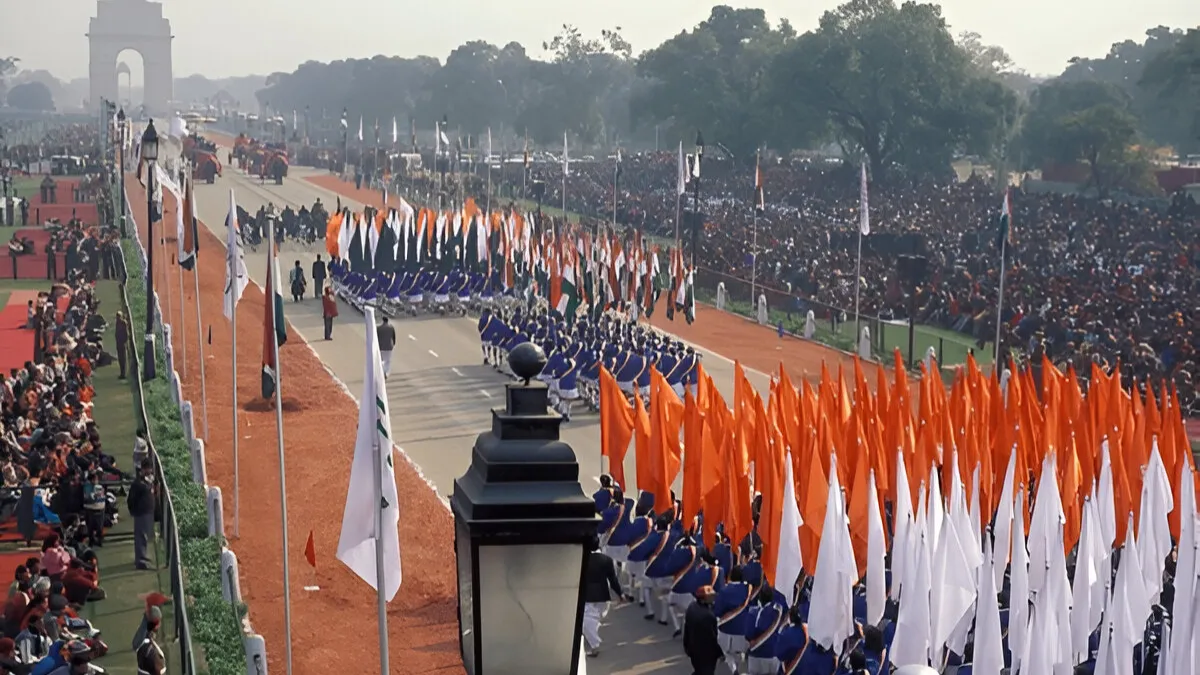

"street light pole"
[141, 119, 160, 381]
[117, 108, 128, 238]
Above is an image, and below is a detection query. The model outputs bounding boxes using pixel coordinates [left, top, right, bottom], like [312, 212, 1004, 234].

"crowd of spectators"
[433, 153, 1200, 412]
[0, 266, 137, 672]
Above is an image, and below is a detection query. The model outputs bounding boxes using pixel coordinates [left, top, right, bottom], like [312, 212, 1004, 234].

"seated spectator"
[0, 636, 30, 675]
[39, 537, 70, 583]
[61, 560, 103, 607]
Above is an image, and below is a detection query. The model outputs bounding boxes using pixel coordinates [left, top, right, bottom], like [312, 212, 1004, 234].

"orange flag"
[649, 367, 685, 515]
[599, 366, 635, 491]
[304, 530, 316, 568]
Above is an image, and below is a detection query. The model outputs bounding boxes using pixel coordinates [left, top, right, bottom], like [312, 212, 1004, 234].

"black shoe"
[658, 620, 668, 626]
[643, 614, 654, 621]
[672, 629, 682, 638]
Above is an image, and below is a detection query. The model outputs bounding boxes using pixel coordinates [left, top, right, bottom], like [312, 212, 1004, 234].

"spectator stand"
[0, 270, 169, 673]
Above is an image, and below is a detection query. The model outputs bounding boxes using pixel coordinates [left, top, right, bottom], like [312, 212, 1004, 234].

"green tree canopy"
[765, 0, 1017, 177]
[6, 80, 54, 111]
[1017, 80, 1149, 196]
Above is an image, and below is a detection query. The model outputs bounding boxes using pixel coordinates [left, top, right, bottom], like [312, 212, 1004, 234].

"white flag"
[676, 141, 687, 196]
[222, 189, 248, 319]
[859, 163, 870, 236]
[563, 132, 569, 177]
[391, 116, 398, 145]
[357, 116, 363, 143]
[336, 306, 403, 601]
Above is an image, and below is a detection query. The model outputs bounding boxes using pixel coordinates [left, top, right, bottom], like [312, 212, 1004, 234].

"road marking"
[479, 389, 492, 398]
[408, 334, 416, 341]
[451, 367, 464, 377]
[428, 349, 439, 358]
[303, 585, 320, 592]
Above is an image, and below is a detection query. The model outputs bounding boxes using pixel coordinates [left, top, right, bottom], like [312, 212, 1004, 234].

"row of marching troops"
[588, 480, 895, 675]
[477, 305, 702, 420]
[323, 197, 698, 323]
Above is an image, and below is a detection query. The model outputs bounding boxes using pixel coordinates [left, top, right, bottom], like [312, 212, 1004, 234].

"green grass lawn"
[78, 280, 168, 675]
[9, 177, 42, 201]
[0, 278, 53, 308]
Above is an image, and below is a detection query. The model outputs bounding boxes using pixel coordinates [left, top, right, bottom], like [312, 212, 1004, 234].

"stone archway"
[88, 0, 173, 114]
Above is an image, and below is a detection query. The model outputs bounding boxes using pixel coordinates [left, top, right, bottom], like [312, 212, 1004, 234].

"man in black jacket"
[684, 585, 723, 675]
[311, 255, 327, 299]
[582, 536, 622, 657]
[127, 460, 156, 571]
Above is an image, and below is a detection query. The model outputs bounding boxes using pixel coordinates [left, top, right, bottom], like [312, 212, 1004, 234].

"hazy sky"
[4, 0, 1198, 82]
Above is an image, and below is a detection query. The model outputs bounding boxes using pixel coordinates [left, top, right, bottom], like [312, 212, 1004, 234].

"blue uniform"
[745, 599, 786, 664]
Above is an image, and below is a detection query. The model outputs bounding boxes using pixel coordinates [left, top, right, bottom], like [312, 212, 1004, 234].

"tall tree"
[0, 56, 19, 102]
[766, 0, 1015, 177]
[6, 81, 54, 111]
[1017, 80, 1149, 197]
[1138, 27, 1200, 155]
[633, 6, 802, 159]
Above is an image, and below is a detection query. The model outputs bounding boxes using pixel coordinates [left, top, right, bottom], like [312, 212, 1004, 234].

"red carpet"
[5, 229, 65, 281]
[0, 300, 33, 374]
[27, 178, 99, 225]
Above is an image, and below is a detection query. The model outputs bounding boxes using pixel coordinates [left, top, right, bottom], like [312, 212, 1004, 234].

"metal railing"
[693, 266, 987, 369]
[114, 240, 197, 675]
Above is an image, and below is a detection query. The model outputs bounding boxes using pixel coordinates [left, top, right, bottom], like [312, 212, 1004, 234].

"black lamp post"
[691, 130, 704, 269]
[141, 119, 159, 382]
[117, 108, 128, 237]
[451, 342, 597, 675]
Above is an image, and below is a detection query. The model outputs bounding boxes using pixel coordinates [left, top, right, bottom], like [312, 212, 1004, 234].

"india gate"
[88, 0, 174, 114]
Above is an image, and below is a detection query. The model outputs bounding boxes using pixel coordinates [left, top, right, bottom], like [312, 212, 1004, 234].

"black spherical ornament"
[508, 342, 547, 384]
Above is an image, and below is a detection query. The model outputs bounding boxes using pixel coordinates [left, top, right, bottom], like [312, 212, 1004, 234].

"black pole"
[690, 169, 700, 270]
[907, 283, 917, 372]
[144, 164, 157, 381]
[118, 135, 127, 237]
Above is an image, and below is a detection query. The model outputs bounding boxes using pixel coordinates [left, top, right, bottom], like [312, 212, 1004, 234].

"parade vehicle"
[183, 135, 223, 183]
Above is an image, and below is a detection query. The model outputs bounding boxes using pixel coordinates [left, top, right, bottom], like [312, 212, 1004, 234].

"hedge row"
[121, 239, 247, 675]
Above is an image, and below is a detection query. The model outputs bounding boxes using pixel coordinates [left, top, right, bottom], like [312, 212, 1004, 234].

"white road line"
[479, 389, 492, 398]
[408, 334, 416, 341]
[451, 367, 464, 377]
[428, 349, 439, 358]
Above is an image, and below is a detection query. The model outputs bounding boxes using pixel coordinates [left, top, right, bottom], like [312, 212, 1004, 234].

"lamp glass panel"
[478, 543, 582, 675]
[455, 525, 476, 674]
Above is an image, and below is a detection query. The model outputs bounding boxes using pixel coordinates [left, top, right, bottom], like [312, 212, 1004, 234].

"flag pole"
[176, 194, 188, 374]
[267, 217, 296, 675]
[854, 162, 867, 342]
[993, 234, 1008, 367]
[486, 128, 492, 218]
[368, 307, 390, 674]
[751, 207, 758, 303]
[229, 211, 241, 539]
[193, 251, 208, 440]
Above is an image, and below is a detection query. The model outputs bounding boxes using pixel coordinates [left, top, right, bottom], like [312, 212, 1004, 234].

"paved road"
[189, 165, 776, 675]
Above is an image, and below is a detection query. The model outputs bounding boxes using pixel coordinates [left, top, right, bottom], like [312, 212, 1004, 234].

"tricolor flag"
[222, 189, 248, 319]
[523, 130, 530, 170]
[336, 305, 403, 601]
[754, 151, 765, 214]
[996, 189, 1013, 248]
[859, 163, 870, 236]
[340, 108, 348, 130]
[178, 175, 198, 270]
[615, 148, 623, 183]
[261, 224, 287, 399]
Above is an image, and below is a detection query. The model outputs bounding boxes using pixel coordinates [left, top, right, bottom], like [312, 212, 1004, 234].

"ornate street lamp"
[141, 119, 159, 381]
[451, 342, 597, 675]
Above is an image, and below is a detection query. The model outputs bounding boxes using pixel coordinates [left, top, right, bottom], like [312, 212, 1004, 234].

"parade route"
[185, 165, 704, 674]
